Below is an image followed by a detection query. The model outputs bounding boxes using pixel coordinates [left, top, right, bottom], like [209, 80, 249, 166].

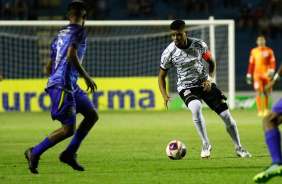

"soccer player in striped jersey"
[246, 35, 276, 117]
[158, 19, 251, 159]
[24, 1, 98, 174]
[253, 61, 282, 183]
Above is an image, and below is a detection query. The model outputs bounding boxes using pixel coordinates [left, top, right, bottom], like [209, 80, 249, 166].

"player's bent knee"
[263, 111, 277, 125]
[89, 108, 99, 123]
[185, 96, 200, 107]
[187, 99, 202, 112]
[82, 108, 99, 123]
[263, 111, 281, 131]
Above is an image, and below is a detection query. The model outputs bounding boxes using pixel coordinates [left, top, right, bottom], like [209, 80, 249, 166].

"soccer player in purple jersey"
[253, 61, 282, 183]
[159, 20, 251, 159]
[24, 1, 98, 174]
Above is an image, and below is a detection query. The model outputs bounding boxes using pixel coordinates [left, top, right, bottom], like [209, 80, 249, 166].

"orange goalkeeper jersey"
[248, 46, 275, 75]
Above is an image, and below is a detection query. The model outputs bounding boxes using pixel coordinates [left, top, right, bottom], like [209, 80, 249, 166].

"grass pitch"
[0, 109, 281, 184]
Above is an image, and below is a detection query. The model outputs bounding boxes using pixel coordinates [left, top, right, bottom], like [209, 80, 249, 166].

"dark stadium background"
[1, 0, 282, 91]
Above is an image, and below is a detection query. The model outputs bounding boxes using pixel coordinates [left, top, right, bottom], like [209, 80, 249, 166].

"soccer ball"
[166, 140, 186, 160]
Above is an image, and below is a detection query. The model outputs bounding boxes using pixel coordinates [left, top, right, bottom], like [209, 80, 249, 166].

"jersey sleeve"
[160, 49, 172, 70]
[200, 40, 211, 60]
[68, 27, 86, 50]
[247, 50, 254, 74]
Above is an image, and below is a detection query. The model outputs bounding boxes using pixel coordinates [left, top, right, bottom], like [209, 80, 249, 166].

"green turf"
[0, 110, 281, 184]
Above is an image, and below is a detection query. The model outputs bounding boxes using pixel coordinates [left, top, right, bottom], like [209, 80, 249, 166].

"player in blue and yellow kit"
[24, 1, 98, 174]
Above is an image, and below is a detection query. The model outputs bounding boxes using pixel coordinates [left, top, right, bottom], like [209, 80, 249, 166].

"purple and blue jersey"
[46, 23, 87, 92]
[45, 23, 94, 125]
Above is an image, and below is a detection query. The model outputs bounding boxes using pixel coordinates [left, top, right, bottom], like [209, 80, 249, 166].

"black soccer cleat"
[24, 148, 40, 174]
[59, 151, 84, 171]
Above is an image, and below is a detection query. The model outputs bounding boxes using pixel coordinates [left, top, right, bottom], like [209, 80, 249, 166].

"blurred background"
[0, 0, 282, 111]
[1, 0, 282, 90]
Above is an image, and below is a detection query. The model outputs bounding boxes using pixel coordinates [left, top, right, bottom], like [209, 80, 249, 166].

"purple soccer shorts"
[46, 87, 94, 125]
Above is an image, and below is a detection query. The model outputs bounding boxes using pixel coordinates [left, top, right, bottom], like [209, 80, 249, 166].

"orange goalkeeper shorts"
[253, 74, 271, 91]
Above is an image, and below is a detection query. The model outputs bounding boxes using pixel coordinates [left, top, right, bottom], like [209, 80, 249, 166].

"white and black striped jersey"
[160, 37, 211, 92]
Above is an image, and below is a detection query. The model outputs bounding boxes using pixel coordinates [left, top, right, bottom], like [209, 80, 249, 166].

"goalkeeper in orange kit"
[246, 35, 276, 117]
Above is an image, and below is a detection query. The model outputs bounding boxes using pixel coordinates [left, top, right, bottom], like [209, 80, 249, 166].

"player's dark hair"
[170, 20, 186, 30]
[67, 0, 87, 19]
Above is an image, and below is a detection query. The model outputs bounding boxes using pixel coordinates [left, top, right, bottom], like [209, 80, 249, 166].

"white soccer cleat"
[201, 143, 212, 158]
[236, 147, 251, 157]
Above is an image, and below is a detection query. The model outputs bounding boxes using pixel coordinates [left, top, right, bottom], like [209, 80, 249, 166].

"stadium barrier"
[0, 77, 166, 112]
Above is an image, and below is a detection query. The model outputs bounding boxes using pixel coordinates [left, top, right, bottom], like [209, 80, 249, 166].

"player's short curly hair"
[67, 0, 87, 19]
[170, 20, 186, 30]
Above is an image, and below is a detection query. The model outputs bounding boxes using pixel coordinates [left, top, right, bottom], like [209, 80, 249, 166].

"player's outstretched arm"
[67, 47, 97, 93]
[158, 68, 171, 109]
[0, 74, 2, 82]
